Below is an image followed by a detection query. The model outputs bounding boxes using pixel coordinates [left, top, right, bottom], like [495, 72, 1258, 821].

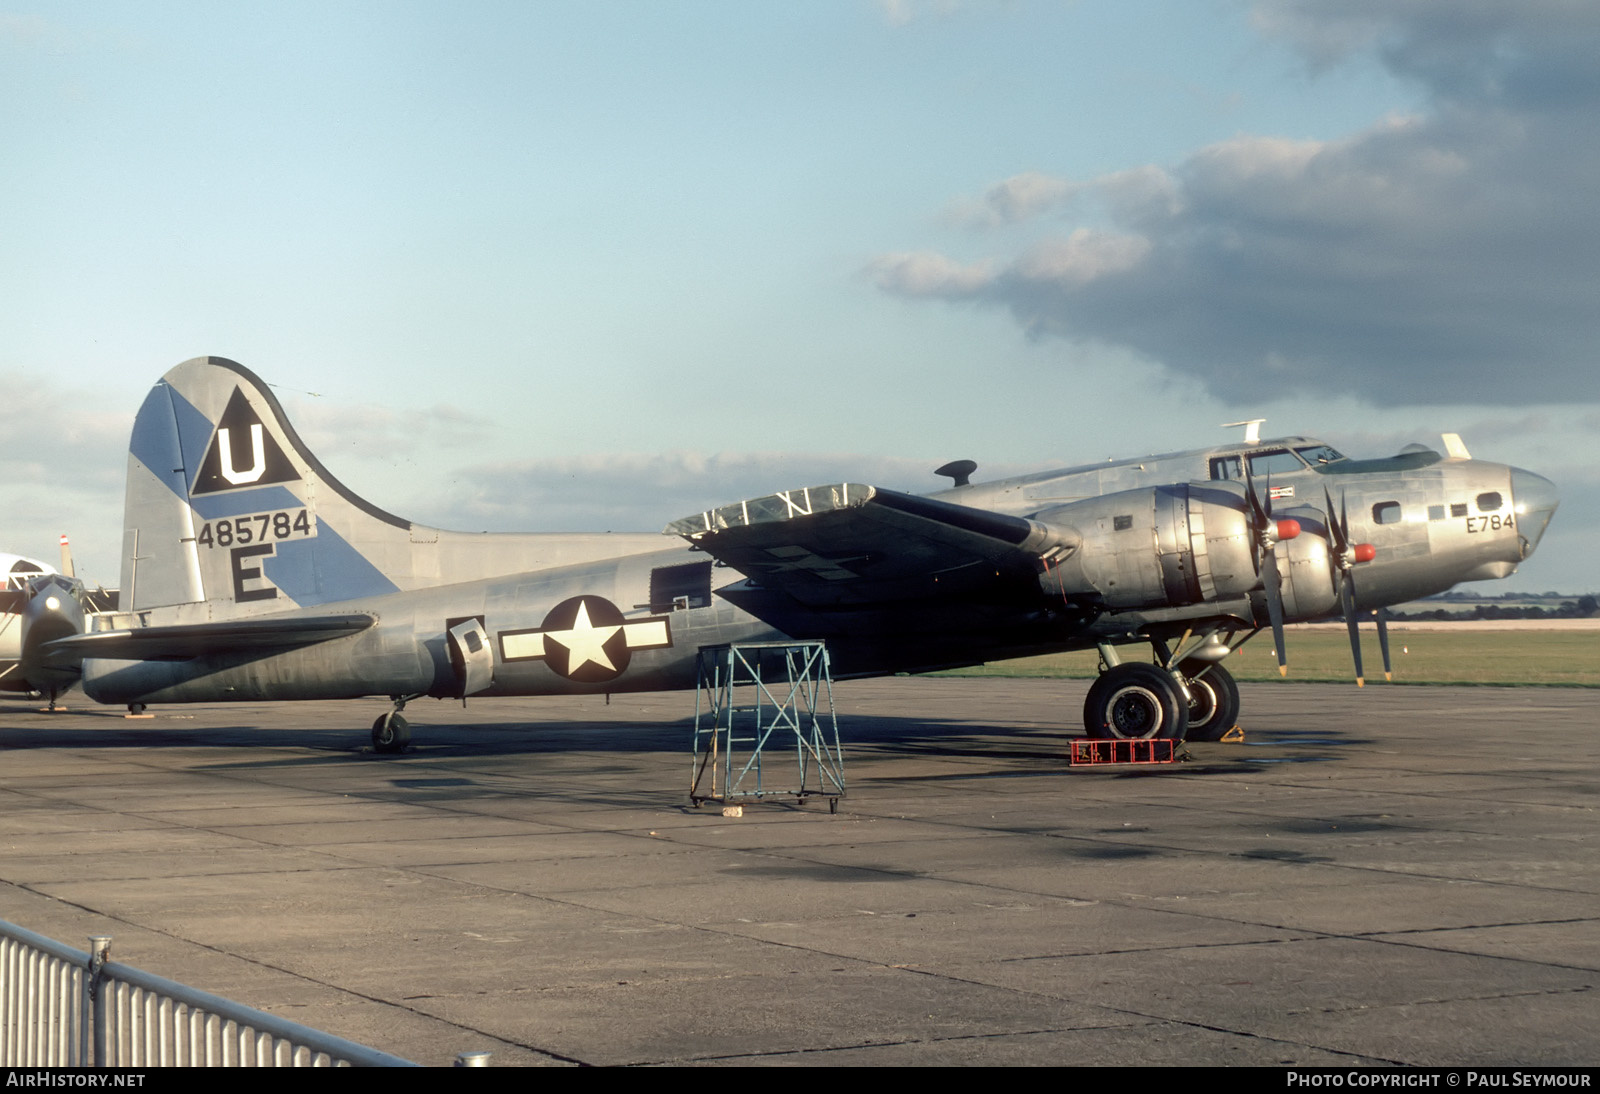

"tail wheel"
[1179, 661, 1240, 743]
[1084, 663, 1189, 741]
[371, 713, 410, 753]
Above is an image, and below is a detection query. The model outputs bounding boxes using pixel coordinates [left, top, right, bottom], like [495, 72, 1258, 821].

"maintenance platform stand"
[690, 641, 844, 813]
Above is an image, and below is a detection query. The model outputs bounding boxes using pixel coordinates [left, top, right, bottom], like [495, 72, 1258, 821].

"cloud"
[1251, 0, 1600, 111]
[944, 171, 1079, 228]
[873, 4, 1600, 406]
[0, 14, 60, 49]
[867, 251, 994, 298]
[875, 0, 971, 29]
[0, 13, 142, 56]
[0, 374, 132, 586]
[417, 450, 1047, 533]
[980, 170, 1076, 224]
[281, 395, 497, 455]
[942, 166, 1182, 230]
[1011, 229, 1152, 288]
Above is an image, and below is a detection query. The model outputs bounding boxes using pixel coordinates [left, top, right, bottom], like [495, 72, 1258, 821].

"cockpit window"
[1295, 445, 1346, 465]
[1209, 456, 1242, 481]
[1211, 449, 1315, 480]
[1476, 491, 1503, 512]
[6, 560, 48, 591]
[1247, 449, 1306, 477]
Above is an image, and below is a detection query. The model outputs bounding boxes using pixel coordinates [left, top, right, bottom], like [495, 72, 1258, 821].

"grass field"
[937, 630, 1600, 687]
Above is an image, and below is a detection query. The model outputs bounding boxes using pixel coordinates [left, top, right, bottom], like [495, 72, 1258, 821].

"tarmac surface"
[0, 678, 1595, 1067]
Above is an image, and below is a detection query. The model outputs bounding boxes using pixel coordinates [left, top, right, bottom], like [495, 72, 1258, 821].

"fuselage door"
[448, 617, 494, 698]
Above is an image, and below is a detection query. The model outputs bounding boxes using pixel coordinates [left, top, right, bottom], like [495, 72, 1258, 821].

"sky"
[3, 0, 1595, 595]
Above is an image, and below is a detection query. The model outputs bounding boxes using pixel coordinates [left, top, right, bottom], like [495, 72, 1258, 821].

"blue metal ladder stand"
[691, 641, 844, 812]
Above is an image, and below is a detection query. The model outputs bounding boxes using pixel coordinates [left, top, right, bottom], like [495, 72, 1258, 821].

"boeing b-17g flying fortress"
[23, 356, 1559, 751]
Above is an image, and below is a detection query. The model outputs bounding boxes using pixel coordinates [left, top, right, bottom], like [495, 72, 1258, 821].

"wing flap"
[44, 613, 376, 662]
[666, 482, 874, 536]
[667, 483, 1075, 608]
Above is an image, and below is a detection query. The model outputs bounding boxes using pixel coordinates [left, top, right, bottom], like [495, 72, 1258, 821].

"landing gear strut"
[371, 695, 417, 753]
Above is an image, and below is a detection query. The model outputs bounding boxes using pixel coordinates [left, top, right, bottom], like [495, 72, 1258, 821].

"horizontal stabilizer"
[44, 613, 376, 663]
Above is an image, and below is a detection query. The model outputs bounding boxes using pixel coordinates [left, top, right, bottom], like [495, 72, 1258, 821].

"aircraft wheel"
[1180, 661, 1239, 743]
[371, 713, 410, 753]
[1084, 663, 1189, 741]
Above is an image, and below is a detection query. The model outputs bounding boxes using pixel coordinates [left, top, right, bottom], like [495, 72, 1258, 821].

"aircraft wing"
[666, 483, 1075, 607]
[43, 614, 376, 663]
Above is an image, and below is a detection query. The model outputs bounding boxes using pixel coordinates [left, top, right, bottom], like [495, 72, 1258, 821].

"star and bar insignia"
[498, 595, 672, 683]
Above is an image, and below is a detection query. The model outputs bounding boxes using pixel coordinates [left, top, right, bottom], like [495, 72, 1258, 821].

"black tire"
[1084, 663, 1189, 741]
[1179, 660, 1240, 742]
[371, 713, 410, 753]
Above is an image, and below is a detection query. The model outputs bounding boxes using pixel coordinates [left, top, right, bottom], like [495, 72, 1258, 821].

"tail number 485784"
[196, 509, 315, 549]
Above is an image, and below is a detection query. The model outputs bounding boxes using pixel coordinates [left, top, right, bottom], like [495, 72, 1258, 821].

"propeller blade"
[1244, 463, 1266, 575]
[1376, 608, 1392, 681]
[1321, 485, 1368, 685]
[1262, 549, 1288, 676]
[1320, 489, 1336, 545]
[1246, 461, 1288, 673]
[1340, 573, 1364, 687]
[1321, 487, 1347, 596]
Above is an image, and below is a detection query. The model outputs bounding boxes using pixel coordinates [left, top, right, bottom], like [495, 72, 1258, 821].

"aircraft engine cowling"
[1033, 482, 1263, 611]
[18, 576, 87, 698]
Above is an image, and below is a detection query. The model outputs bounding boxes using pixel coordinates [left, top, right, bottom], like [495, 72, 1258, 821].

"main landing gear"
[1084, 663, 1189, 741]
[1179, 660, 1240, 743]
[370, 694, 418, 753]
[1082, 639, 1243, 743]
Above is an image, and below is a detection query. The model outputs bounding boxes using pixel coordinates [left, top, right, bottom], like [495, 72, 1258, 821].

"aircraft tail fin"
[121, 357, 411, 615]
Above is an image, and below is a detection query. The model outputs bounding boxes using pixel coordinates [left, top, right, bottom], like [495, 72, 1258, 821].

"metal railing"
[1, 923, 420, 1067]
[0, 920, 87, 1065]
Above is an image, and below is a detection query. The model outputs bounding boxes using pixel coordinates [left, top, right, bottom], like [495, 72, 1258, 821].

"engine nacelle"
[1034, 484, 1346, 621]
[1034, 482, 1257, 610]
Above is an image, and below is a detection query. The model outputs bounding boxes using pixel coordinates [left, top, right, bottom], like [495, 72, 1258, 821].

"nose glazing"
[1510, 468, 1559, 558]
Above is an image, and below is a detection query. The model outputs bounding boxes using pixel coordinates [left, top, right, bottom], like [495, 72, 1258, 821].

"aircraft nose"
[1510, 467, 1559, 558]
